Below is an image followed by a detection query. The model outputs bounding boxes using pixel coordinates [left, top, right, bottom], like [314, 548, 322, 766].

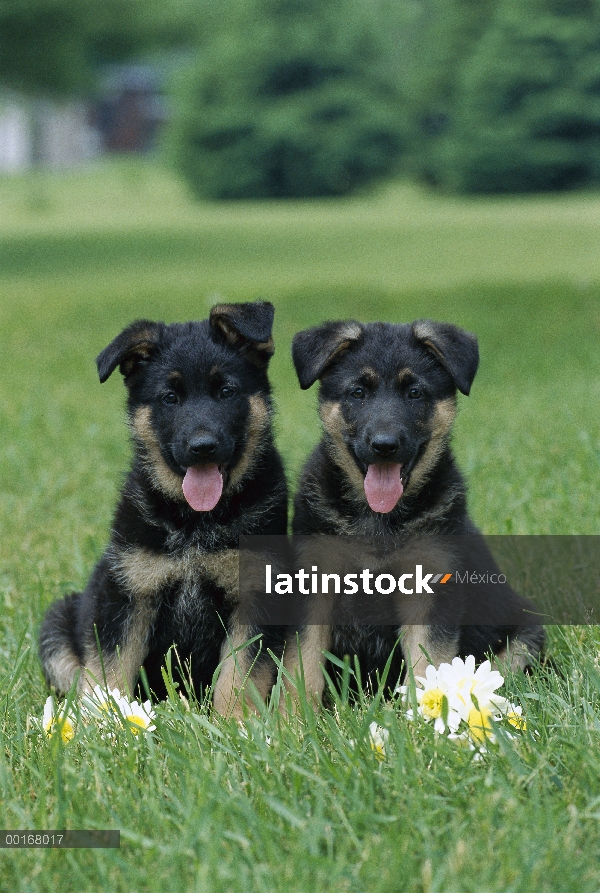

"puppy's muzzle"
[187, 434, 218, 463]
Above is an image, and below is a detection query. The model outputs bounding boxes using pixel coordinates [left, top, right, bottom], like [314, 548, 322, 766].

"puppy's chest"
[141, 551, 238, 666]
[168, 571, 234, 637]
[113, 534, 240, 605]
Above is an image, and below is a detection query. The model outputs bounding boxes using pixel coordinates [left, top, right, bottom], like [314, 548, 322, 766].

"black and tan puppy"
[286, 319, 544, 704]
[39, 301, 288, 717]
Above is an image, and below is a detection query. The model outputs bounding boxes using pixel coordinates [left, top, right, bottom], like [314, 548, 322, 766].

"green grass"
[1, 159, 599, 892]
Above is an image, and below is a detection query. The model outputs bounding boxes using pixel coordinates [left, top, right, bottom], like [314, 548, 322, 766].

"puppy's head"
[96, 301, 275, 510]
[292, 318, 478, 513]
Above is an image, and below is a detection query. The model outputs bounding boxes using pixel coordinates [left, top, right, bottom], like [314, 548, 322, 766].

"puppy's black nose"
[371, 437, 399, 459]
[188, 435, 218, 461]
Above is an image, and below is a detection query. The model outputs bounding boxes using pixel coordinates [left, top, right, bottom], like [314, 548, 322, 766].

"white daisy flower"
[447, 730, 487, 760]
[81, 684, 123, 721]
[397, 656, 528, 745]
[407, 664, 463, 733]
[504, 703, 526, 730]
[117, 695, 156, 734]
[466, 705, 496, 746]
[42, 695, 76, 743]
[437, 656, 507, 719]
[368, 722, 389, 760]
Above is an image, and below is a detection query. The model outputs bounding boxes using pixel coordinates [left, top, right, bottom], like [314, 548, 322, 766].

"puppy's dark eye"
[349, 387, 365, 400]
[408, 387, 423, 400]
[219, 385, 237, 399]
[162, 392, 179, 405]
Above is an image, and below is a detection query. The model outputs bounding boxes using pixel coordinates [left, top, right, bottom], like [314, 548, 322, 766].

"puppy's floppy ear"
[292, 320, 363, 390]
[96, 320, 164, 384]
[210, 301, 275, 366]
[411, 319, 479, 396]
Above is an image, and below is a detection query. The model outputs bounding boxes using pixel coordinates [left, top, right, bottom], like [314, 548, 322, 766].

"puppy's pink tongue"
[364, 463, 404, 513]
[182, 464, 223, 512]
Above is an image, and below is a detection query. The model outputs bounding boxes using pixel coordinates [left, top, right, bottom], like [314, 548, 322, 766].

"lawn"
[0, 159, 599, 892]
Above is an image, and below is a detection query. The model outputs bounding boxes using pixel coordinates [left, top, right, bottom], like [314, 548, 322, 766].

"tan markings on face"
[167, 371, 183, 386]
[228, 393, 271, 491]
[213, 616, 273, 719]
[130, 406, 185, 502]
[405, 396, 456, 497]
[396, 367, 413, 386]
[360, 367, 379, 386]
[401, 625, 459, 680]
[319, 400, 365, 496]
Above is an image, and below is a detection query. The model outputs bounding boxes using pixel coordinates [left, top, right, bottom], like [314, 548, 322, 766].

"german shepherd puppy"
[39, 301, 288, 717]
[285, 319, 544, 704]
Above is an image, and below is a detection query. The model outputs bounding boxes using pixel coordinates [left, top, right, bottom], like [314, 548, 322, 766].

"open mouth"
[182, 463, 227, 512]
[363, 463, 404, 513]
[354, 444, 426, 514]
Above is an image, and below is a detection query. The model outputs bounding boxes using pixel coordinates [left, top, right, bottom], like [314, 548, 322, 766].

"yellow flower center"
[468, 707, 493, 744]
[507, 711, 526, 730]
[60, 719, 75, 743]
[421, 688, 445, 719]
[370, 740, 386, 761]
[126, 715, 148, 734]
[45, 717, 75, 743]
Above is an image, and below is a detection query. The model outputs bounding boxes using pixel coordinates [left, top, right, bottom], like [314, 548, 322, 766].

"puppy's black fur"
[39, 302, 287, 716]
[285, 319, 544, 702]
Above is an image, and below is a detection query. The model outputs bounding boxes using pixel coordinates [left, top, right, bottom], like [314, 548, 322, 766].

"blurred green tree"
[429, 0, 600, 192]
[0, 0, 195, 95]
[166, 0, 407, 199]
[395, 0, 494, 182]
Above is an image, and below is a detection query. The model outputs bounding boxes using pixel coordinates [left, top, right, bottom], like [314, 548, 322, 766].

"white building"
[0, 100, 31, 171]
[0, 94, 102, 171]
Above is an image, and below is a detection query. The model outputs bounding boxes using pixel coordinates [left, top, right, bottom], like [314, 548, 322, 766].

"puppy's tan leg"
[213, 617, 273, 720]
[80, 604, 155, 697]
[281, 625, 332, 715]
[493, 630, 541, 673]
[401, 625, 459, 679]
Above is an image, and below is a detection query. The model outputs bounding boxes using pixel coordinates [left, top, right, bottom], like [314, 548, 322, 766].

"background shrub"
[166, 0, 406, 199]
[427, 0, 600, 193]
